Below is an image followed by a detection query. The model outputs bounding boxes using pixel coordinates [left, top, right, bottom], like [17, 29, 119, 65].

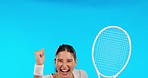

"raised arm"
[34, 48, 45, 78]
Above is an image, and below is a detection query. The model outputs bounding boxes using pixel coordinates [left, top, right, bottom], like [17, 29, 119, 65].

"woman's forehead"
[56, 51, 74, 59]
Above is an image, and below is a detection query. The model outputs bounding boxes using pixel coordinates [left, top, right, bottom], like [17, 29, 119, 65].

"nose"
[62, 62, 68, 67]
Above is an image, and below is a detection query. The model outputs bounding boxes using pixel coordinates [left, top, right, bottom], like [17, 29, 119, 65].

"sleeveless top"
[42, 69, 88, 78]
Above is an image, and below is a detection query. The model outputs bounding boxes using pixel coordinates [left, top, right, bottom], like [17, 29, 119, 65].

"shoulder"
[73, 69, 88, 78]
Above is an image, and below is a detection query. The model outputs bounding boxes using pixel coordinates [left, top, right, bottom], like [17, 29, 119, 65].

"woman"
[34, 44, 88, 78]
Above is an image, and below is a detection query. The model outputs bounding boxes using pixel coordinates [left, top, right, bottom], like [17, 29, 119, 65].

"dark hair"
[55, 44, 77, 60]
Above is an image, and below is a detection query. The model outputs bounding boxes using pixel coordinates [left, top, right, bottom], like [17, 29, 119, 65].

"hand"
[34, 48, 45, 65]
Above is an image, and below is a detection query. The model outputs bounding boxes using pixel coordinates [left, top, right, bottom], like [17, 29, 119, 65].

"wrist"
[34, 64, 44, 76]
[36, 61, 44, 65]
[36, 63, 44, 66]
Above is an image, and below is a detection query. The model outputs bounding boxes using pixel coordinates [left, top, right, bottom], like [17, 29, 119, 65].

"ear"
[54, 58, 57, 66]
[75, 59, 77, 63]
[74, 59, 77, 66]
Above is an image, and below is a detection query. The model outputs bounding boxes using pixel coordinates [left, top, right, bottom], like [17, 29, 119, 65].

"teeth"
[60, 68, 70, 72]
[62, 70, 68, 72]
[60, 69, 69, 72]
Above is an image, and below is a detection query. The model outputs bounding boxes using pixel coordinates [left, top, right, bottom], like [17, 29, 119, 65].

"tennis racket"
[92, 26, 132, 78]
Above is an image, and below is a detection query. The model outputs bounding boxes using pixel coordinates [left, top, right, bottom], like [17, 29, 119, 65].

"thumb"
[41, 48, 44, 54]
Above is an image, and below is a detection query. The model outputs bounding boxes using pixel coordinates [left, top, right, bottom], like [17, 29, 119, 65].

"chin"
[60, 72, 72, 78]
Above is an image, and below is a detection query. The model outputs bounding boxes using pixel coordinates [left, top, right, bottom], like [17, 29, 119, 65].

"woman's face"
[55, 50, 76, 78]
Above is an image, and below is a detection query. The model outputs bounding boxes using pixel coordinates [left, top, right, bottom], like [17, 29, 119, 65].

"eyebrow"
[56, 57, 74, 60]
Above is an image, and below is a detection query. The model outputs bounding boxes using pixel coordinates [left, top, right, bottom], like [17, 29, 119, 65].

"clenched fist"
[34, 48, 45, 65]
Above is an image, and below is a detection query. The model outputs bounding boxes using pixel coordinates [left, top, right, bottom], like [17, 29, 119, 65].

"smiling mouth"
[60, 69, 70, 72]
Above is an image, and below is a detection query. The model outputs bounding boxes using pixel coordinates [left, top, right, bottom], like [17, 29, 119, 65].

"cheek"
[67, 62, 76, 67]
[56, 62, 62, 69]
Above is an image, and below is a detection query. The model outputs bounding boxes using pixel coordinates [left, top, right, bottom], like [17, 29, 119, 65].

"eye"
[67, 59, 73, 63]
[57, 59, 63, 63]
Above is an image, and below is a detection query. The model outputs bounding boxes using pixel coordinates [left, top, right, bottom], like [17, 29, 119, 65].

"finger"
[34, 48, 44, 57]
[35, 48, 44, 54]
[41, 48, 44, 54]
[34, 52, 40, 57]
[34, 52, 38, 56]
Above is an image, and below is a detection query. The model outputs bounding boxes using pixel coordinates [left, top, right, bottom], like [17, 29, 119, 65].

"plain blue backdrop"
[0, 0, 147, 78]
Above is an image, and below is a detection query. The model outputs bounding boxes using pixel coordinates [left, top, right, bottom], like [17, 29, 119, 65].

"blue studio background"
[0, 0, 147, 78]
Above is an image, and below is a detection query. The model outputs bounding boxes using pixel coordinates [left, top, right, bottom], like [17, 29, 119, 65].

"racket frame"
[92, 26, 132, 78]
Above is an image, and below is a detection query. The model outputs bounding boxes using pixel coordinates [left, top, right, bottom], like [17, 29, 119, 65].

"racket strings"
[95, 57, 127, 72]
[94, 28, 130, 76]
[99, 30, 129, 42]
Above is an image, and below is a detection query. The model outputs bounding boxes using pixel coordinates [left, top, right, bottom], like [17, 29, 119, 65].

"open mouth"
[60, 69, 70, 72]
